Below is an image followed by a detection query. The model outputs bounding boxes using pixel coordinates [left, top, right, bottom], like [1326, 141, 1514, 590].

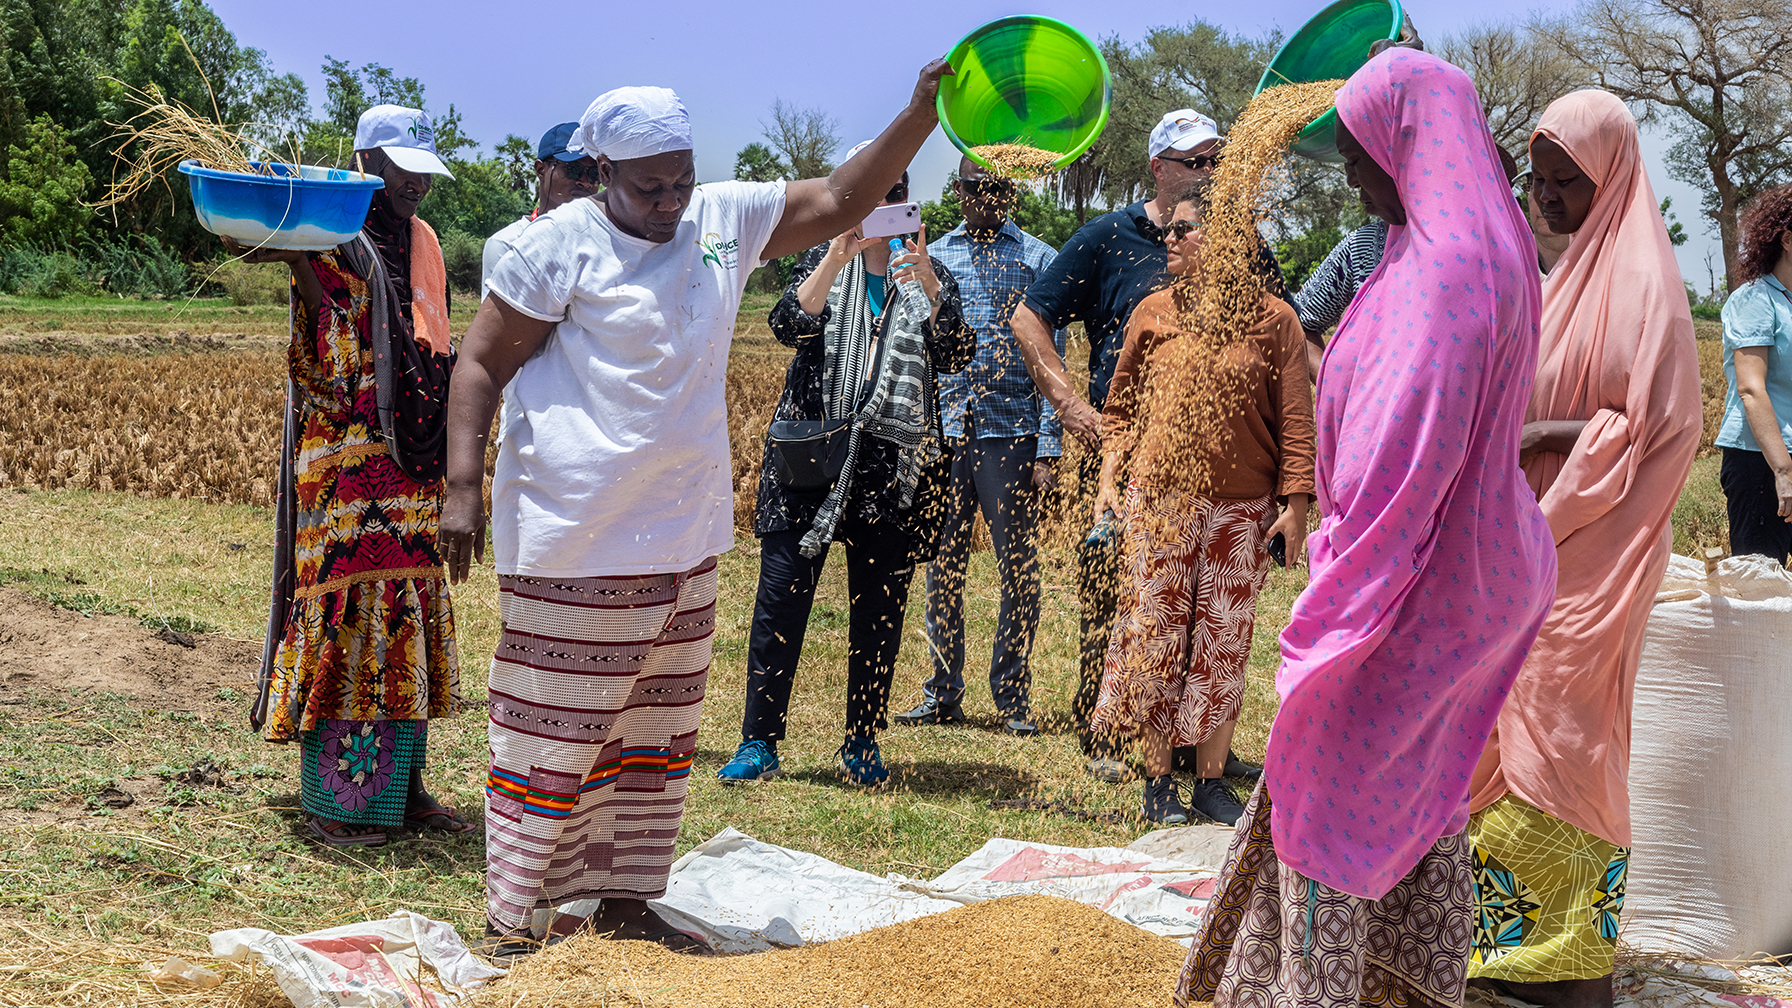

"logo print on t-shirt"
[697, 232, 740, 270]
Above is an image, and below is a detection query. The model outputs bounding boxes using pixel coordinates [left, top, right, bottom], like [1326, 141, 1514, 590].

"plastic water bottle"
[889, 237, 932, 319]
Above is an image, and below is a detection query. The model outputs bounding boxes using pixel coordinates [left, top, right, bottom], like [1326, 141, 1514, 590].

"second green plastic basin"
[1256, 0, 1406, 163]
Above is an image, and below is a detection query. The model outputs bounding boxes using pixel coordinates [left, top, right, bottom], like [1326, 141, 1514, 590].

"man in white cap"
[1007, 109, 1285, 786]
[228, 103, 472, 851]
[440, 62, 952, 961]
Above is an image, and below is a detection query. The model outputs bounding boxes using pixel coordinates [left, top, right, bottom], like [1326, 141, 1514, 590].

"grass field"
[0, 298, 1738, 1006]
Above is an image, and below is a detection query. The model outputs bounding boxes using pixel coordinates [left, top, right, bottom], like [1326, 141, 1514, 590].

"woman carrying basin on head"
[1176, 49, 1557, 1008]
[235, 104, 471, 849]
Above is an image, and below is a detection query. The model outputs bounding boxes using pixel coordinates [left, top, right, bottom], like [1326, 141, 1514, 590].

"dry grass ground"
[0, 304, 1736, 1007]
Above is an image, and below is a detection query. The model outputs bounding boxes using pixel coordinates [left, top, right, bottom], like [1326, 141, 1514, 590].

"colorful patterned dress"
[260, 250, 461, 828]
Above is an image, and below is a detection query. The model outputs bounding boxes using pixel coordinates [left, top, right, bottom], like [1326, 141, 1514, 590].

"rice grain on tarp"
[472, 895, 1190, 1008]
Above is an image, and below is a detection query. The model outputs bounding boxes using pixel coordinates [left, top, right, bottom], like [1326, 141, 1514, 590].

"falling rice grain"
[971, 143, 1062, 179]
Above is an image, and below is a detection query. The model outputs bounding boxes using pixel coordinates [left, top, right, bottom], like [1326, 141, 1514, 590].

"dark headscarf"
[350, 186, 453, 484]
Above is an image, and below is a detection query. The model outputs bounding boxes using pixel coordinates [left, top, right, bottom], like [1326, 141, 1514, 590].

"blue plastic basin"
[178, 161, 385, 251]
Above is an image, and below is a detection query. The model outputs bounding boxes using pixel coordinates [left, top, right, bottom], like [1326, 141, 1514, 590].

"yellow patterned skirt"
[1467, 795, 1629, 982]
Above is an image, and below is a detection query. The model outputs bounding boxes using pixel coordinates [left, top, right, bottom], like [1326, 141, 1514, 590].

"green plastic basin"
[937, 15, 1112, 172]
[1256, 0, 1405, 163]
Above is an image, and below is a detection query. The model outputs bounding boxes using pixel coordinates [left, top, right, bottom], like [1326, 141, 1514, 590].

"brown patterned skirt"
[1177, 784, 1475, 1008]
[1091, 485, 1276, 747]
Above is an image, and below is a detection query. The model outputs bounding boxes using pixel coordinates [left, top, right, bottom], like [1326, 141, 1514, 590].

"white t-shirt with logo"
[485, 180, 787, 578]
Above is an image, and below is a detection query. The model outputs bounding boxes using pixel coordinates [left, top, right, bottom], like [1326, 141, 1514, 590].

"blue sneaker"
[716, 739, 780, 785]
[839, 735, 889, 787]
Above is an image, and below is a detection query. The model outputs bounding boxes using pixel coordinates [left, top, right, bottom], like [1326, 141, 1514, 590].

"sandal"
[308, 816, 387, 848]
[405, 803, 477, 834]
[473, 926, 540, 968]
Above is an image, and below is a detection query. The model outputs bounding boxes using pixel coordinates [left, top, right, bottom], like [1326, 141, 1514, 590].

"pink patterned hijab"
[1265, 49, 1558, 900]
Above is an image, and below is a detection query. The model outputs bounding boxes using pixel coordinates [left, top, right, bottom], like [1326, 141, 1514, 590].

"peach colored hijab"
[1468, 89, 1702, 846]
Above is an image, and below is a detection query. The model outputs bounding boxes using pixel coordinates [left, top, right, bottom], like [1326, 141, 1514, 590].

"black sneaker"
[1223, 750, 1264, 781]
[1142, 775, 1189, 825]
[1187, 777, 1246, 826]
[1002, 717, 1038, 737]
[891, 697, 966, 726]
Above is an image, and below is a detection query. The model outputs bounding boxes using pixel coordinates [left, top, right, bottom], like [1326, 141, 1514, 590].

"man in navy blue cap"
[480, 122, 601, 297]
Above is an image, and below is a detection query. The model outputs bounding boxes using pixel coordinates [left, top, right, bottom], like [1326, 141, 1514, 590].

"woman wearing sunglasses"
[1090, 180, 1315, 825]
[716, 147, 974, 788]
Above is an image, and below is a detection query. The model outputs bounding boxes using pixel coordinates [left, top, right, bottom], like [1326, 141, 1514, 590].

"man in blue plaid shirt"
[894, 154, 1065, 736]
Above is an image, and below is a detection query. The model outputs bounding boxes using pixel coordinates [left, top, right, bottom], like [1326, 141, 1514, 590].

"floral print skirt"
[300, 718, 426, 827]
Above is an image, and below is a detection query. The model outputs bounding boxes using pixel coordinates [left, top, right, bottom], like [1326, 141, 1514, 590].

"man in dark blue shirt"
[1012, 109, 1283, 784]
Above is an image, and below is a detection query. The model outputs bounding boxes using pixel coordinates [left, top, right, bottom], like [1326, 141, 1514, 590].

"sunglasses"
[558, 161, 604, 184]
[885, 183, 909, 203]
[959, 176, 1014, 195]
[1161, 153, 1220, 171]
[1166, 219, 1201, 240]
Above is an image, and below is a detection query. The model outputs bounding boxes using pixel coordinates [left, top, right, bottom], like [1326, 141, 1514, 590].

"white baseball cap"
[1148, 110, 1221, 160]
[354, 104, 455, 179]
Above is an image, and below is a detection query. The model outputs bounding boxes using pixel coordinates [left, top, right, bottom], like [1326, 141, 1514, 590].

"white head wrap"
[567, 86, 693, 161]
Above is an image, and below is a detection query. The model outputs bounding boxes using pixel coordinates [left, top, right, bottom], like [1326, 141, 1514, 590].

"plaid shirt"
[931, 221, 1066, 458]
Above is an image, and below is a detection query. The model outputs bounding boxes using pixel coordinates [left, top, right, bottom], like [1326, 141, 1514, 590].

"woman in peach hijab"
[1466, 90, 1702, 1008]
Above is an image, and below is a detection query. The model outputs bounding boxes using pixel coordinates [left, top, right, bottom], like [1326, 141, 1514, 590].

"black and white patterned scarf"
[801, 253, 941, 557]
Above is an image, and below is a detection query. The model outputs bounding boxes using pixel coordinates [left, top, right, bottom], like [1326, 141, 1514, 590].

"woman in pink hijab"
[1465, 91, 1701, 1008]
[1177, 48, 1557, 1008]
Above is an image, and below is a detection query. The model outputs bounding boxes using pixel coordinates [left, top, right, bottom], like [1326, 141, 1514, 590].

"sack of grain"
[1625, 553, 1792, 959]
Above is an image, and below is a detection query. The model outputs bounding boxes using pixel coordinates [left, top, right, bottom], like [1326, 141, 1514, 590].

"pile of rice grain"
[471, 895, 1189, 1008]
[972, 143, 1061, 179]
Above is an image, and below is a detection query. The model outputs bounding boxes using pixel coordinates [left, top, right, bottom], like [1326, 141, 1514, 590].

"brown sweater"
[1103, 288, 1316, 501]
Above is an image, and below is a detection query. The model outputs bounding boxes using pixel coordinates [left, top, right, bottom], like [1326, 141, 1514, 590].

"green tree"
[0, 114, 93, 246]
[1660, 196, 1688, 247]
[733, 142, 788, 182]
[417, 154, 529, 240]
[760, 99, 838, 180]
[496, 134, 534, 193]
[1274, 224, 1343, 291]
[1091, 21, 1277, 206]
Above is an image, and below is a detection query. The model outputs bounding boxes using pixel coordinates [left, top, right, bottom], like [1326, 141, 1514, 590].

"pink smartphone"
[860, 201, 921, 239]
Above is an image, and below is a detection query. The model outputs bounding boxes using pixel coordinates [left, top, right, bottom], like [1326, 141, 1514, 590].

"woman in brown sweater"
[1090, 189, 1315, 825]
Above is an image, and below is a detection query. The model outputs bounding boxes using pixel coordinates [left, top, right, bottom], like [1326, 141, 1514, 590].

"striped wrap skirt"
[483, 559, 717, 932]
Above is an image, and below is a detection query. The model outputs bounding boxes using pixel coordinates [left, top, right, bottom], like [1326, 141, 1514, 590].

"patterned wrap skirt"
[260, 250, 461, 744]
[484, 560, 717, 933]
[1467, 795, 1628, 982]
[1178, 784, 1475, 1008]
[300, 718, 427, 828]
[1091, 485, 1276, 747]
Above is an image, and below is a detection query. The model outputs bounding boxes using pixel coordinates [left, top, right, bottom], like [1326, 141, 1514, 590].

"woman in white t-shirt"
[440, 68, 951, 963]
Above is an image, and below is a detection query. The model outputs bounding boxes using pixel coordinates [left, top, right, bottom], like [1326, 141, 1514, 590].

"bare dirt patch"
[0, 587, 260, 711]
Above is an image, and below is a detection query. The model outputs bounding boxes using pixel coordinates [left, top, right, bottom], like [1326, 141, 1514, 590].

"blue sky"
[207, 0, 1719, 286]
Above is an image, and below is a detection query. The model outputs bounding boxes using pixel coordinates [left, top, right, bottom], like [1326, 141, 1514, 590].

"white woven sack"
[1625, 553, 1792, 960]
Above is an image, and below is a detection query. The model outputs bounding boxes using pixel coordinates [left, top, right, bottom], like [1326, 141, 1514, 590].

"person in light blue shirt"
[1717, 184, 1792, 564]
[895, 154, 1063, 736]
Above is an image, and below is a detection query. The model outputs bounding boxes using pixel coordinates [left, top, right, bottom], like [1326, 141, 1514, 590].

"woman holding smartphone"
[716, 155, 973, 788]
[1090, 180, 1314, 826]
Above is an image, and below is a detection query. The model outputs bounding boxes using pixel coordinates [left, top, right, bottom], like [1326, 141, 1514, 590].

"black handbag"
[767, 418, 850, 492]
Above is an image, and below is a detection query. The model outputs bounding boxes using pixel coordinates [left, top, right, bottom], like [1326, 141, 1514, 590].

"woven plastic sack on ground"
[636, 828, 1220, 953]
[1626, 553, 1792, 960]
[209, 909, 505, 1008]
